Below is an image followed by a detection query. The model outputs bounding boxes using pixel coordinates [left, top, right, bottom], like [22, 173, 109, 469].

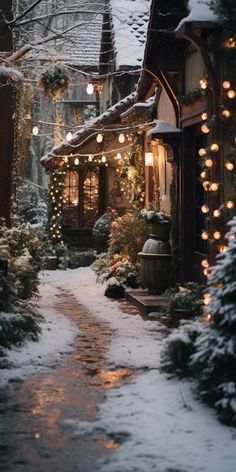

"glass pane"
[63, 171, 79, 226]
[83, 171, 99, 228]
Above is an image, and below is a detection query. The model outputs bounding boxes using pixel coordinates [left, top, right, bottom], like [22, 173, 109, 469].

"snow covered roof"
[175, 0, 217, 33]
[35, 0, 108, 68]
[41, 91, 136, 166]
[110, 0, 151, 68]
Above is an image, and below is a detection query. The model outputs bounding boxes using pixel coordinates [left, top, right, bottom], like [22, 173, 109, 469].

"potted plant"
[163, 283, 204, 328]
[140, 208, 172, 238]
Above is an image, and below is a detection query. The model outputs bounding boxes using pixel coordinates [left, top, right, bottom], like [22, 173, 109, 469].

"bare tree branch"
[6, 0, 45, 26]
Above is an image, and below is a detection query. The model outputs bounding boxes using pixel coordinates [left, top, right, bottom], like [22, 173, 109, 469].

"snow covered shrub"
[0, 219, 44, 308]
[104, 277, 125, 299]
[0, 310, 42, 349]
[18, 181, 47, 230]
[57, 247, 97, 270]
[190, 216, 236, 425]
[163, 283, 204, 318]
[161, 320, 204, 377]
[92, 208, 118, 246]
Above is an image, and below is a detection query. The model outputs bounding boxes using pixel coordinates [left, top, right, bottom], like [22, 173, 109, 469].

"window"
[63, 169, 99, 228]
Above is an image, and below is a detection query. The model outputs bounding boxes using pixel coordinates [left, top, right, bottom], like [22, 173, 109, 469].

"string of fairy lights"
[198, 36, 236, 286]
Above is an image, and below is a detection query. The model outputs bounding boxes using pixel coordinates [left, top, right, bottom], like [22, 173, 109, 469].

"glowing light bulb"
[225, 161, 234, 171]
[204, 293, 211, 306]
[86, 83, 94, 95]
[203, 268, 210, 276]
[74, 158, 79, 165]
[116, 152, 122, 160]
[201, 231, 209, 240]
[32, 125, 39, 135]
[96, 133, 103, 143]
[101, 155, 107, 163]
[63, 156, 68, 163]
[201, 204, 210, 214]
[222, 80, 231, 89]
[210, 182, 219, 192]
[118, 133, 125, 143]
[203, 181, 210, 191]
[201, 112, 208, 121]
[201, 259, 209, 268]
[226, 200, 235, 209]
[225, 37, 236, 48]
[201, 123, 210, 134]
[199, 79, 208, 89]
[221, 109, 231, 119]
[205, 158, 213, 168]
[213, 209, 221, 217]
[199, 148, 207, 157]
[88, 155, 93, 162]
[227, 89, 236, 99]
[210, 143, 220, 152]
[66, 132, 73, 141]
[219, 245, 228, 253]
[213, 230, 221, 240]
[200, 171, 207, 179]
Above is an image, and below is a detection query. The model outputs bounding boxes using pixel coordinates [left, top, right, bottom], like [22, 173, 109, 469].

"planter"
[172, 309, 193, 328]
[139, 222, 172, 294]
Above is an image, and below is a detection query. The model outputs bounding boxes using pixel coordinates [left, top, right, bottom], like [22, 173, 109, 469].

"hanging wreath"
[38, 63, 71, 100]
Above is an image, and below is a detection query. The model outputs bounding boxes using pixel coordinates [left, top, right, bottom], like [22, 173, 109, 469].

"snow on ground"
[1, 267, 236, 471]
[0, 273, 78, 387]
[45, 268, 236, 472]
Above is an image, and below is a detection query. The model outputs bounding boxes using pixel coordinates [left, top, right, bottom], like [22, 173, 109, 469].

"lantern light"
[145, 152, 154, 166]
[118, 133, 125, 143]
[96, 133, 103, 143]
[86, 83, 94, 95]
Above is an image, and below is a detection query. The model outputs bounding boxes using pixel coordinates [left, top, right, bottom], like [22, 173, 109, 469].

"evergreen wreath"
[38, 63, 71, 100]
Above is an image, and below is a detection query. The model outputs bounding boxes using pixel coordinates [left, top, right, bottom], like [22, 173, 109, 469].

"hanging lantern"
[32, 125, 39, 136]
[66, 132, 73, 141]
[118, 133, 125, 143]
[86, 83, 94, 95]
[96, 133, 103, 143]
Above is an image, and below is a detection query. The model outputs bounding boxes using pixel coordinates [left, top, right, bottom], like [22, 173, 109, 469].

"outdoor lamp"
[145, 152, 154, 166]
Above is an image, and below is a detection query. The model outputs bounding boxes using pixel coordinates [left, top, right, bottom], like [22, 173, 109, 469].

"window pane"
[83, 171, 99, 228]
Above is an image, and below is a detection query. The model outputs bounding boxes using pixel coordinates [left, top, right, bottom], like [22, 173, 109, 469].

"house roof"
[175, 0, 217, 34]
[110, 0, 151, 68]
[31, 0, 109, 68]
[41, 91, 137, 167]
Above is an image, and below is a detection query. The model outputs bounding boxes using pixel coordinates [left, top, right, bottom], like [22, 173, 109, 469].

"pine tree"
[191, 216, 236, 425]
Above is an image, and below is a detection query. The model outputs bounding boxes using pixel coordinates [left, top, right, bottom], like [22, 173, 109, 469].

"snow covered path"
[1, 268, 236, 472]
